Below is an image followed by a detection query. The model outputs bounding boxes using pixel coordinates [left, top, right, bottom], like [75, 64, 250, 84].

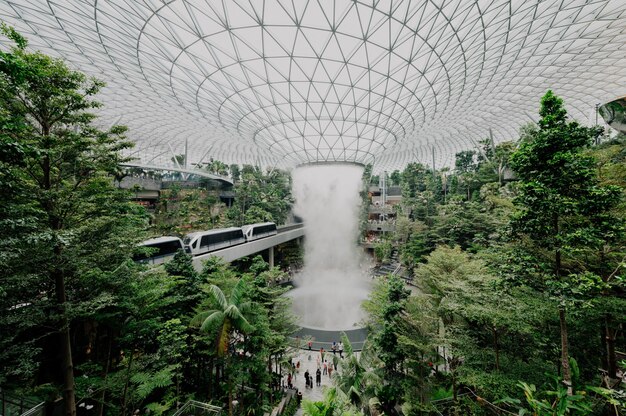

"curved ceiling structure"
[1, 0, 625, 171]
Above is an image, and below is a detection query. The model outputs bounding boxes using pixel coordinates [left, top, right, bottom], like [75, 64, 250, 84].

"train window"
[134, 238, 183, 262]
[252, 224, 276, 236]
[154, 240, 182, 256]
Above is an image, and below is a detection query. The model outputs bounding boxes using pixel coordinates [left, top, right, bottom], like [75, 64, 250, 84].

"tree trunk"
[208, 356, 214, 398]
[121, 350, 134, 416]
[268, 356, 273, 404]
[553, 215, 573, 395]
[451, 370, 457, 404]
[493, 328, 500, 371]
[605, 314, 617, 378]
[55, 269, 77, 416]
[559, 308, 573, 395]
[227, 355, 233, 416]
[600, 319, 609, 373]
[97, 333, 113, 416]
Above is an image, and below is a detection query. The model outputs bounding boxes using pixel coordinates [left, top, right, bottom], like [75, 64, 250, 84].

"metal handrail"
[171, 400, 222, 416]
[19, 402, 45, 416]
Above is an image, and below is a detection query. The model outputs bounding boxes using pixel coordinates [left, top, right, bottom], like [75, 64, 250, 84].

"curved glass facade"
[1, 0, 624, 170]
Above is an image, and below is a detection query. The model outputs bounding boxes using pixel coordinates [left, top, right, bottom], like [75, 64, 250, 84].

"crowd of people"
[286, 340, 346, 391]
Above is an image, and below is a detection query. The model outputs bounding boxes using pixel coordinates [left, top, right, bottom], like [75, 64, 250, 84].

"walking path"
[288, 348, 341, 416]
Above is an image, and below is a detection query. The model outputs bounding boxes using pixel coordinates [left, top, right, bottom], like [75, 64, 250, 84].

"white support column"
[268, 246, 274, 268]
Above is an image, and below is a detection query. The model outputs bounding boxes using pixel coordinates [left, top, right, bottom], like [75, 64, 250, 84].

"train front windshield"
[134, 239, 182, 261]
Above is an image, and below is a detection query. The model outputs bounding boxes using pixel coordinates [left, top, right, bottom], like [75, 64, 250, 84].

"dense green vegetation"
[345, 92, 625, 415]
[1, 27, 625, 416]
[150, 163, 294, 236]
[0, 28, 297, 416]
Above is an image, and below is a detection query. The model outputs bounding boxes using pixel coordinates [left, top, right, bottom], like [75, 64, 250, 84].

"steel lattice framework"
[1, 0, 625, 171]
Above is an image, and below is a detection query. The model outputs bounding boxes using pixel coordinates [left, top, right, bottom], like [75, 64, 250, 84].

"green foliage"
[302, 387, 362, 416]
[282, 395, 300, 416]
[227, 165, 293, 226]
[131, 367, 175, 401]
[0, 25, 147, 414]
[153, 187, 227, 234]
[194, 280, 253, 356]
[0, 28, 298, 416]
[508, 90, 625, 389]
[499, 380, 592, 416]
[335, 335, 380, 412]
[373, 239, 393, 263]
[367, 276, 410, 412]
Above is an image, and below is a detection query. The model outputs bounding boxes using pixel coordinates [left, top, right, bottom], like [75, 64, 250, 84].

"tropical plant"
[0, 24, 147, 416]
[194, 279, 253, 416]
[509, 90, 611, 394]
[335, 335, 380, 412]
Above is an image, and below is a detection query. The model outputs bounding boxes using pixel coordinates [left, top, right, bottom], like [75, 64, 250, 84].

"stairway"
[371, 249, 400, 278]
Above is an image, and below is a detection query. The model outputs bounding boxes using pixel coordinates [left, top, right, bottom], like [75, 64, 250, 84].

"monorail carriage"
[184, 227, 246, 256]
[242, 222, 278, 242]
[134, 236, 184, 265]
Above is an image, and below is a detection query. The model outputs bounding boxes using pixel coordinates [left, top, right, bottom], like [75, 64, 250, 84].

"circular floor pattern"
[292, 326, 368, 352]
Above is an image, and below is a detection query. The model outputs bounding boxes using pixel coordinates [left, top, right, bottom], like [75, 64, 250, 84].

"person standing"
[287, 373, 293, 389]
[304, 370, 310, 388]
[323, 360, 327, 375]
[316, 368, 321, 386]
[338, 342, 344, 358]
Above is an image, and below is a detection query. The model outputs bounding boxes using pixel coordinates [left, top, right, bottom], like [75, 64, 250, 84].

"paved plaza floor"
[284, 348, 348, 415]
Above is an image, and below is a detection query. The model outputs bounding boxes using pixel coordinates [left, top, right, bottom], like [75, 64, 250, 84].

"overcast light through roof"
[1, 0, 624, 172]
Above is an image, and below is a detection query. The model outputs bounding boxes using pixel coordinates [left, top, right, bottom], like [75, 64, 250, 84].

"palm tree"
[334, 335, 380, 414]
[193, 280, 253, 416]
[301, 387, 340, 416]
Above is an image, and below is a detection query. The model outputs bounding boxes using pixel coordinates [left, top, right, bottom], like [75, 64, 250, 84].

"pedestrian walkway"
[286, 348, 343, 416]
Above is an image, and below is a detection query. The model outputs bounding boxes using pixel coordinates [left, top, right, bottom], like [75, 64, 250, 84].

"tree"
[0, 26, 142, 416]
[476, 139, 516, 186]
[508, 90, 607, 394]
[193, 280, 253, 416]
[335, 335, 380, 412]
[195, 280, 253, 357]
[164, 250, 202, 318]
[229, 164, 241, 183]
[454, 150, 479, 200]
[390, 170, 401, 186]
[227, 165, 293, 226]
[369, 275, 410, 413]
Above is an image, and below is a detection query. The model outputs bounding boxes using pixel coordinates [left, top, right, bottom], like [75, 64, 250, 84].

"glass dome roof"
[1, 0, 624, 171]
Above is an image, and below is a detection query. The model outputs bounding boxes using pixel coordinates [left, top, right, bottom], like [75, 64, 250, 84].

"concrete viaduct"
[191, 223, 305, 272]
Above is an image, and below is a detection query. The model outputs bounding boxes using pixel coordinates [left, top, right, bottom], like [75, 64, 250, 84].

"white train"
[183, 227, 246, 256]
[242, 222, 278, 242]
[133, 236, 185, 265]
[135, 223, 279, 263]
[185, 222, 277, 255]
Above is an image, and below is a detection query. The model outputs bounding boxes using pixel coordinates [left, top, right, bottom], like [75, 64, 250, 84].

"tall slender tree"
[509, 90, 605, 394]
[0, 25, 139, 415]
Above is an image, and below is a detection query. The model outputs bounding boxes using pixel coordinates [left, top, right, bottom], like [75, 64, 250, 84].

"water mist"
[289, 163, 371, 330]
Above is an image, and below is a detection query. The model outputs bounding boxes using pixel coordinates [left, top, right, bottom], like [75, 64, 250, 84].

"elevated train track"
[191, 223, 304, 272]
